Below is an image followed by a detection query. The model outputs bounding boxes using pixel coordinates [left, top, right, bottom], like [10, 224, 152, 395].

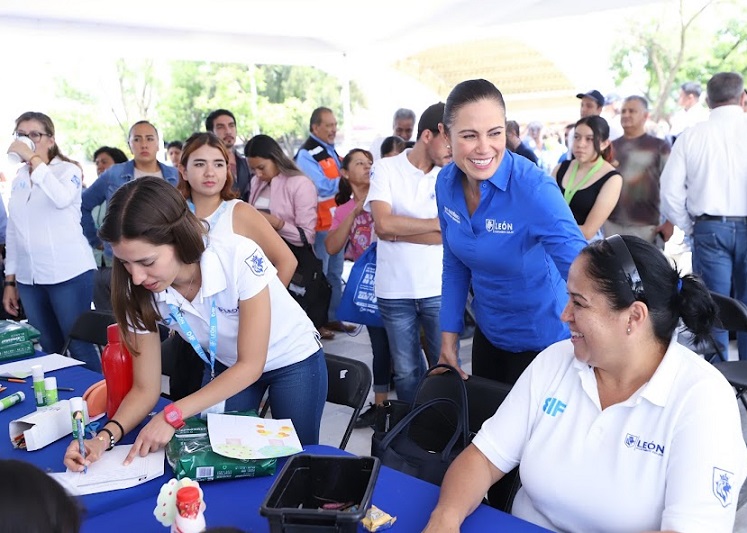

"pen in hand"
[75, 414, 87, 474]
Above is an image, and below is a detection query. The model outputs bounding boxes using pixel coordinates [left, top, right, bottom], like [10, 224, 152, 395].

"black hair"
[680, 81, 702, 98]
[309, 107, 334, 132]
[205, 109, 236, 132]
[336, 148, 373, 205]
[574, 115, 615, 163]
[0, 459, 82, 533]
[581, 235, 718, 347]
[706, 72, 744, 107]
[443, 79, 506, 133]
[166, 140, 183, 150]
[128, 120, 158, 139]
[380, 135, 406, 158]
[92, 146, 128, 164]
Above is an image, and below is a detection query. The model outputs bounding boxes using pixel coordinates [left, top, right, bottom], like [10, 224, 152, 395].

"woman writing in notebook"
[63, 176, 326, 471]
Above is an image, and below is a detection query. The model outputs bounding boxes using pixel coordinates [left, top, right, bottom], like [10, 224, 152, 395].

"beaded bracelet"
[97, 428, 115, 451]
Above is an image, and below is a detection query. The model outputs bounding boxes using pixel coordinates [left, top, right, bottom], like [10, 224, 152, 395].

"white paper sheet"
[0, 353, 85, 378]
[207, 413, 303, 459]
[49, 445, 165, 496]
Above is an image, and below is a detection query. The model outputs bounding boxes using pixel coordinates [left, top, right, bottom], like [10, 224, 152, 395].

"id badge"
[200, 399, 226, 419]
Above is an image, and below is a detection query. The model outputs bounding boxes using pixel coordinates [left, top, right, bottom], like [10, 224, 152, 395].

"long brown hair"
[99, 176, 206, 354]
[15, 111, 79, 166]
[177, 132, 238, 201]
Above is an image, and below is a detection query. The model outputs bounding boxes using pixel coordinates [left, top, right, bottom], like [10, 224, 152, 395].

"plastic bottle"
[44, 377, 58, 405]
[171, 486, 206, 533]
[101, 324, 133, 419]
[31, 364, 45, 407]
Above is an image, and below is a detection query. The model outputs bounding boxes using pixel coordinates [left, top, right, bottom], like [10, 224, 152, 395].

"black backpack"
[284, 229, 331, 328]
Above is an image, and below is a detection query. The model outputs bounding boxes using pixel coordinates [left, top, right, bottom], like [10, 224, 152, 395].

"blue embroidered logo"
[443, 207, 460, 223]
[713, 467, 735, 507]
[71, 175, 81, 187]
[217, 306, 239, 314]
[542, 397, 566, 417]
[161, 317, 173, 326]
[623, 433, 665, 456]
[485, 219, 513, 234]
[245, 251, 267, 276]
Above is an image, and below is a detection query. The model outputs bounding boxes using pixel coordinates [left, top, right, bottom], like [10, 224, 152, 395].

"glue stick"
[0, 391, 25, 413]
[44, 377, 58, 405]
[31, 364, 45, 407]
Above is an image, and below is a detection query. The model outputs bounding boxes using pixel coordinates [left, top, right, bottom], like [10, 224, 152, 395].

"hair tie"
[677, 278, 683, 293]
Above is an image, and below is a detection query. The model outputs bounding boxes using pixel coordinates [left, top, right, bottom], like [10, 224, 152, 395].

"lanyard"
[187, 199, 228, 230]
[168, 300, 218, 380]
[563, 158, 605, 205]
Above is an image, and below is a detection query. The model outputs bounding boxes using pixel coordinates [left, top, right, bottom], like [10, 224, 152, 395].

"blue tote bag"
[336, 242, 384, 328]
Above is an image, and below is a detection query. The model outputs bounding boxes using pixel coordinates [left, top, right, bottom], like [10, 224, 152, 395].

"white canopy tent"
[0, 0, 664, 143]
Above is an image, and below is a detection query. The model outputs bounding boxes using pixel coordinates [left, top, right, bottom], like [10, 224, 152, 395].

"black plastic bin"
[260, 454, 380, 532]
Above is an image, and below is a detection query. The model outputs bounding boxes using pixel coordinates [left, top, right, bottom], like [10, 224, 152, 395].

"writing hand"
[63, 436, 107, 472]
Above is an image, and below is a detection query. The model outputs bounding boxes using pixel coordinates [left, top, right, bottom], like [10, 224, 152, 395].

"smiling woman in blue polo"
[435, 79, 587, 384]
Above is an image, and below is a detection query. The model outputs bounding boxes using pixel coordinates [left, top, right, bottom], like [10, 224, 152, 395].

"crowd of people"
[3, 70, 747, 532]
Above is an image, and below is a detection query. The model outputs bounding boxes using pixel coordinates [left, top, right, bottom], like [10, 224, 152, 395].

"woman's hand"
[63, 434, 109, 472]
[421, 510, 462, 533]
[123, 412, 175, 465]
[437, 332, 468, 379]
[3, 285, 19, 317]
[7, 140, 36, 162]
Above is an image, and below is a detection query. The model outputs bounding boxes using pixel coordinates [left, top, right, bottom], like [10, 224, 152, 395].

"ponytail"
[676, 274, 719, 348]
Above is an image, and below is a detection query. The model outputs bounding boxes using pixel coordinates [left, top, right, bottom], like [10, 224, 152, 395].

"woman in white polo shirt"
[425, 235, 747, 533]
[63, 177, 326, 471]
[3, 112, 99, 371]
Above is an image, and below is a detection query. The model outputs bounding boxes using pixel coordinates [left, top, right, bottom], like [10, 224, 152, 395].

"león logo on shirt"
[245, 251, 268, 276]
[713, 467, 735, 507]
[485, 219, 513, 234]
[624, 433, 664, 456]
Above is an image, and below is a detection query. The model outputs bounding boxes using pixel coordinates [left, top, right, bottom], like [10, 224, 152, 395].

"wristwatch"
[164, 403, 186, 429]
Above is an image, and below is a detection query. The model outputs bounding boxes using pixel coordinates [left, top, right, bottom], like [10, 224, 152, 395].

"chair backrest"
[324, 353, 372, 450]
[61, 310, 116, 355]
[711, 291, 747, 333]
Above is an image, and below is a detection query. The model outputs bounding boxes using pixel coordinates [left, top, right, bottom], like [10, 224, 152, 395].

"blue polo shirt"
[437, 151, 586, 352]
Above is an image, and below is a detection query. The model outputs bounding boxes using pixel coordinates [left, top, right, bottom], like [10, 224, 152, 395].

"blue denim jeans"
[18, 269, 100, 372]
[202, 348, 328, 445]
[692, 220, 747, 360]
[313, 230, 344, 322]
[366, 325, 392, 394]
[377, 296, 441, 403]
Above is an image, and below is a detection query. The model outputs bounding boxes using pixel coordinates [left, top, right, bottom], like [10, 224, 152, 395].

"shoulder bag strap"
[379, 397, 465, 462]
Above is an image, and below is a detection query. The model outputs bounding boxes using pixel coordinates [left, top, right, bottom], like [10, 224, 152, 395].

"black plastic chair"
[707, 292, 747, 410]
[260, 353, 372, 451]
[60, 310, 116, 357]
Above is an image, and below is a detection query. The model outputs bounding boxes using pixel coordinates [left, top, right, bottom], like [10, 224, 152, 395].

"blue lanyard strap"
[187, 199, 228, 230]
[168, 300, 218, 379]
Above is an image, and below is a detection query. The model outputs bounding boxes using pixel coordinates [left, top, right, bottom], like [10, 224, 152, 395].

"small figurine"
[153, 477, 207, 532]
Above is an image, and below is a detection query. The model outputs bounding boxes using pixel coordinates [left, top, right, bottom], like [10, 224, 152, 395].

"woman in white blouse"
[3, 112, 99, 370]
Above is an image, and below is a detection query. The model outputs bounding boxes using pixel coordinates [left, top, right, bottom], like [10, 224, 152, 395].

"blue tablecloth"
[82, 445, 549, 532]
[0, 361, 171, 517]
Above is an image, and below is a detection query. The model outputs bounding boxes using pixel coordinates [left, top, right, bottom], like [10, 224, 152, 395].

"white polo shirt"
[150, 233, 320, 372]
[473, 338, 747, 533]
[6, 158, 96, 284]
[364, 149, 443, 299]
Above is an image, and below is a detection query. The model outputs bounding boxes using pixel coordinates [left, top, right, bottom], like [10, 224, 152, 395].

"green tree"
[610, 0, 714, 121]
